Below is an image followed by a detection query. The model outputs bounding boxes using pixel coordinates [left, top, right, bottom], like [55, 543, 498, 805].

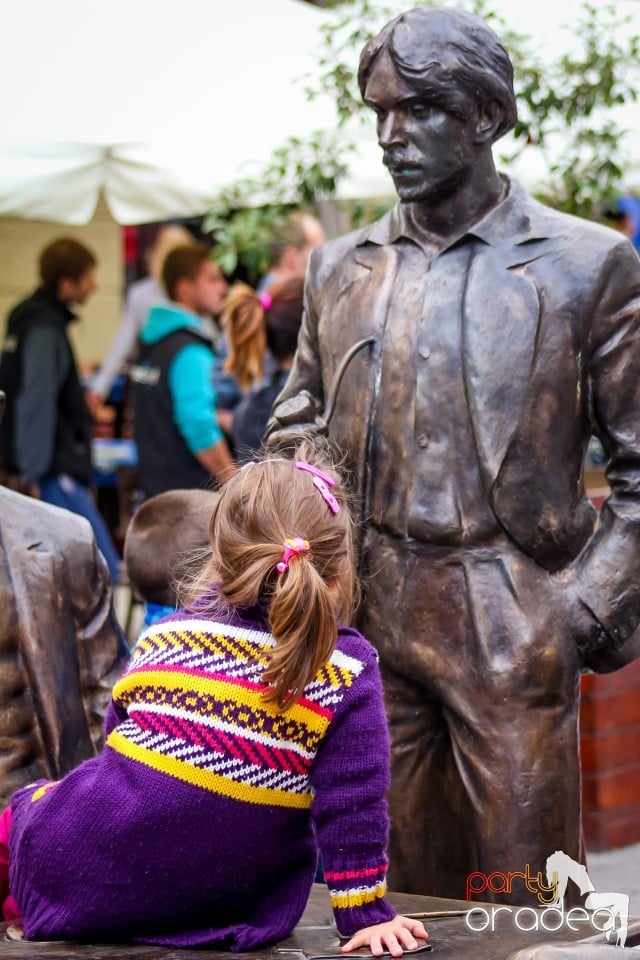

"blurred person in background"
[222, 277, 304, 463]
[87, 224, 195, 409]
[258, 211, 325, 293]
[130, 244, 235, 497]
[610, 195, 640, 252]
[123, 486, 216, 629]
[0, 238, 121, 584]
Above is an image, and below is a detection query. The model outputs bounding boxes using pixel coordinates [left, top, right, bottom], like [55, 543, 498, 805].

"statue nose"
[378, 113, 405, 147]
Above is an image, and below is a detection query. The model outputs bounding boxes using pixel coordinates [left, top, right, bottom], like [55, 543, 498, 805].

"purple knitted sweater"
[9, 599, 395, 948]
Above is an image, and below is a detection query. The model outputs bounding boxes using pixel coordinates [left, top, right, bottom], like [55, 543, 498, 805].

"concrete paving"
[587, 842, 640, 915]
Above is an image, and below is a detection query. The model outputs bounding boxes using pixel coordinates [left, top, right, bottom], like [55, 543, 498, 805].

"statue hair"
[358, 6, 517, 142]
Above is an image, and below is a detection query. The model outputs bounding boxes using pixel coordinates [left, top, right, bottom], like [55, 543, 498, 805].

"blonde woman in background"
[221, 277, 304, 463]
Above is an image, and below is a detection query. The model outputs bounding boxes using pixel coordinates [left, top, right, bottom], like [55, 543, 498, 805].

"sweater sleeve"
[310, 639, 396, 937]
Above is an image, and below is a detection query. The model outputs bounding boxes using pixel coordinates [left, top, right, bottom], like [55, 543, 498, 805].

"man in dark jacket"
[131, 244, 234, 497]
[0, 238, 120, 583]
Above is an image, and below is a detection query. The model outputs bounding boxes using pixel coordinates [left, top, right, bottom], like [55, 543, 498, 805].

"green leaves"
[203, 131, 350, 284]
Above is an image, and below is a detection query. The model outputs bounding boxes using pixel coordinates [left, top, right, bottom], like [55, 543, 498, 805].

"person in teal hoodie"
[130, 245, 235, 497]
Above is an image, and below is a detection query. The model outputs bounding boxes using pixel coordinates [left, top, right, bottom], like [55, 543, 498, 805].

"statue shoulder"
[519, 190, 634, 256]
[0, 487, 93, 553]
[310, 226, 371, 267]
[307, 220, 383, 288]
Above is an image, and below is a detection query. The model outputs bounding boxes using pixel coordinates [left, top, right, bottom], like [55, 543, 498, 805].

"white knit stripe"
[315, 693, 345, 709]
[115, 721, 309, 793]
[240, 764, 307, 793]
[133, 623, 367, 712]
[127, 703, 315, 759]
[330, 648, 366, 676]
[138, 618, 276, 648]
[131, 647, 265, 681]
[329, 879, 387, 900]
[132, 646, 229, 671]
[136, 620, 365, 676]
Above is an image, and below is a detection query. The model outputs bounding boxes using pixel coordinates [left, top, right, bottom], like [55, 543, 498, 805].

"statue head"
[357, 6, 517, 203]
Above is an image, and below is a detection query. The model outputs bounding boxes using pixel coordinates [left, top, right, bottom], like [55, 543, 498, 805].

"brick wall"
[580, 659, 640, 850]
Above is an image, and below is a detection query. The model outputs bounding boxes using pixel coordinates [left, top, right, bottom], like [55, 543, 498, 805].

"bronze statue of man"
[267, 7, 640, 902]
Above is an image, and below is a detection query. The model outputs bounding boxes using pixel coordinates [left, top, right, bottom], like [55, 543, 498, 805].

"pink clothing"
[0, 805, 20, 921]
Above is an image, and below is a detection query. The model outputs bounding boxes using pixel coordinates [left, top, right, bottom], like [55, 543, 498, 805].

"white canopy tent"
[1, 0, 640, 226]
[0, 0, 375, 224]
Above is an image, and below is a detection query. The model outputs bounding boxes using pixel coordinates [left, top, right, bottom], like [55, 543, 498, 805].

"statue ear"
[474, 100, 504, 144]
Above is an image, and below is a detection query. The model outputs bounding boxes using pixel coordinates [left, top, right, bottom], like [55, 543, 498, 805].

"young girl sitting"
[0, 448, 428, 954]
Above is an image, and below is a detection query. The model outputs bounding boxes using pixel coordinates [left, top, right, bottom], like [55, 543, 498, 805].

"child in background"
[0, 446, 428, 954]
[221, 277, 304, 463]
[123, 487, 217, 628]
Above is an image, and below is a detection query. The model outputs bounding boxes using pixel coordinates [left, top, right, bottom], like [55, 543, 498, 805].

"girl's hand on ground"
[341, 916, 428, 956]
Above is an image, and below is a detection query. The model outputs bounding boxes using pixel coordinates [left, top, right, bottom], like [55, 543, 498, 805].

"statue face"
[363, 49, 478, 205]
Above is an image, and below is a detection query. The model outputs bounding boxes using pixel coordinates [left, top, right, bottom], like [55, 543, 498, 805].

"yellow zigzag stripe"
[107, 730, 312, 809]
[136, 628, 216, 660]
[330, 880, 387, 910]
[211, 630, 270, 666]
[317, 662, 355, 690]
[134, 626, 358, 694]
[134, 628, 272, 669]
[113, 669, 329, 736]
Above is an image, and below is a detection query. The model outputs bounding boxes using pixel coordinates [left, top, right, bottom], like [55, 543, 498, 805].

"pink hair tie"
[276, 537, 311, 574]
[260, 293, 272, 311]
[295, 460, 340, 515]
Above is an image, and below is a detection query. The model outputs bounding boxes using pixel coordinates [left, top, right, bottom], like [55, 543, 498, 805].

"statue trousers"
[357, 526, 583, 905]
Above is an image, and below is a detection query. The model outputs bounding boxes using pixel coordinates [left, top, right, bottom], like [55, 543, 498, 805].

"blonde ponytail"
[180, 448, 357, 711]
[220, 283, 266, 390]
[263, 558, 338, 708]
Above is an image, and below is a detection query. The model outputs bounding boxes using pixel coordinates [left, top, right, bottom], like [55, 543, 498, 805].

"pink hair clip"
[312, 476, 340, 515]
[260, 293, 272, 311]
[295, 460, 339, 515]
[277, 537, 311, 574]
[295, 460, 336, 487]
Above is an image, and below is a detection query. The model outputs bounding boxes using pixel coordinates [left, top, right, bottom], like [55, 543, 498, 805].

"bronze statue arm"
[567, 238, 640, 666]
[265, 250, 328, 449]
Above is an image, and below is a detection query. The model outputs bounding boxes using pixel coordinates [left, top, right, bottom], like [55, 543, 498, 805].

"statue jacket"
[271, 177, 640, 669]
[0, 487, 128, 806]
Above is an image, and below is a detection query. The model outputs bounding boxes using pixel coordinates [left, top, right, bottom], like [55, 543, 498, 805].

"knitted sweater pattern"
[9, 610, 395, 948]
[109, 618, 356, 809]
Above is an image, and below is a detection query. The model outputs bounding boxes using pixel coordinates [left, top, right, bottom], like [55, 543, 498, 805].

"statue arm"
[569, 238, 640, 667]
[264, 252, 327, 449]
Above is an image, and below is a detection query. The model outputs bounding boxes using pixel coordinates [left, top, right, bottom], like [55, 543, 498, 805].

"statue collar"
[359, 175, 560, 252]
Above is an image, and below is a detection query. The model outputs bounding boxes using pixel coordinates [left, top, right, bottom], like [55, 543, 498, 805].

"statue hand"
[551, 571, 612, 669]
[264, 389, 328, 452]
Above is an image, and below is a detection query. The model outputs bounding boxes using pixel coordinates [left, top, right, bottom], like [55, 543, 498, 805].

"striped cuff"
[326, 863, 396, 936]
